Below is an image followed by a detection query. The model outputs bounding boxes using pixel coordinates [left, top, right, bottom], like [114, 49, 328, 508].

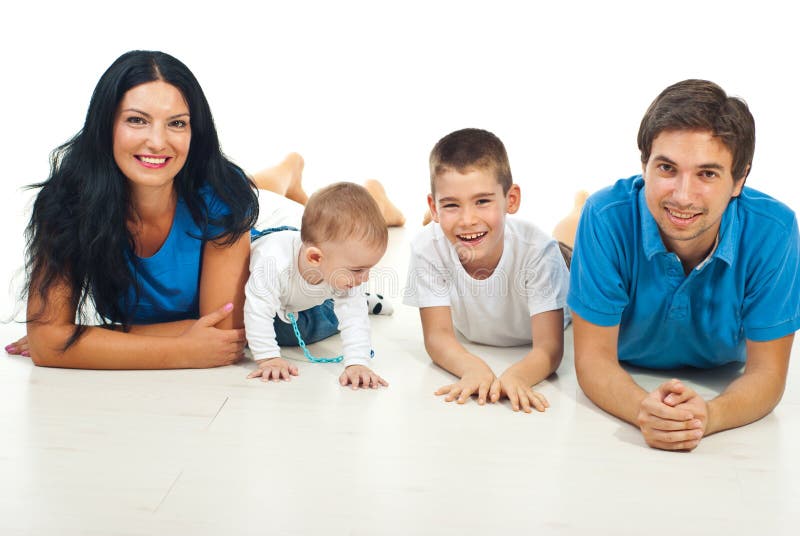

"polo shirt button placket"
[668, 290, 688, 320]
[662, 253, 687, 319]
[664, 255, 683, 290]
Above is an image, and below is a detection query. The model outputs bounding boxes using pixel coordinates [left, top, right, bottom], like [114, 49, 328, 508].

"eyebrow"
[121, 108, 190, 120]
[437, 192, 496, 203]
[653, 154, 725, 171]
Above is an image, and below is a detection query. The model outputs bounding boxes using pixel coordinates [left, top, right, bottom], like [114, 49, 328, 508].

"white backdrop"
[1, 0, 798, 316]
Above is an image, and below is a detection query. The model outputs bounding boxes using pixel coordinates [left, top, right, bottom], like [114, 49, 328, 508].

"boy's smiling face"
[428, 166, 520, 278]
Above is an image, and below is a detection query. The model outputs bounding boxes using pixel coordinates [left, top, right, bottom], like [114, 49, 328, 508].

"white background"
[1, 0, 798, 318]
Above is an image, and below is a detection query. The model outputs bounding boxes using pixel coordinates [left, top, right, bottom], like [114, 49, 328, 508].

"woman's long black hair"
[25, 50, 259, 348]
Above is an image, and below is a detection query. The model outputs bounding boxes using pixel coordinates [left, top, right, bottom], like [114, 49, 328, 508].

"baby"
[245, 182, 388, 389]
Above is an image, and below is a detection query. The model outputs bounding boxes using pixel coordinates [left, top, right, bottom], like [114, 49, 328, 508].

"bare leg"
[251, 152, 309, 205]
[422, 208, 433, 226]
[552, 190, 589, 249]
[252, 156, 404, 227]
[364, 179, 406, 227]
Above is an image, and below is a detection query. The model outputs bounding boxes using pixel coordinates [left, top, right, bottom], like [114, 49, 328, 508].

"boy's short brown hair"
[638, 79, 755, 180]
[300, 182, 388, 249]
[429, 128, 513, 194]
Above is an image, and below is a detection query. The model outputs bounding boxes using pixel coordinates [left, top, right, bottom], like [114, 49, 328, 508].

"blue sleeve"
[567, 199, 630, 327]
[743, 214, 800, 341]
[199, 184, 233, 240]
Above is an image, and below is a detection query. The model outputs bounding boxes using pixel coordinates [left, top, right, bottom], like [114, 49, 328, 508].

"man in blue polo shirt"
[568, 79, 800, 451]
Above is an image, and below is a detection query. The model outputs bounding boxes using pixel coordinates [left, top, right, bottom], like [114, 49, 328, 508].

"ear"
[304, 245, 323, 266]
[732, 165, 749, 197]
[505, 184, 521, 214]
[427, 193, 440, 223]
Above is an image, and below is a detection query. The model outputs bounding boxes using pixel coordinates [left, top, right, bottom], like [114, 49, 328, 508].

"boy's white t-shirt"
[244, 230, 372, 367]
[403, 218, 569, 346]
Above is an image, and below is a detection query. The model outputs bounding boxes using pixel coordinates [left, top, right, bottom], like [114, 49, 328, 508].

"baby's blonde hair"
[301, 182, 388, 249]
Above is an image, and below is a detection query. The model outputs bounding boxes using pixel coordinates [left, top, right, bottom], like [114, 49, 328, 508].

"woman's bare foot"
[364, 179, 405, 227]
[552, 190, 589, 249]
[5, 335, 30, 357]
[252, 152, 309, 205]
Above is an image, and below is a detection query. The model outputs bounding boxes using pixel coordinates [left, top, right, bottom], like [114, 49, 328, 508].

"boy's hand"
[435, 366, 496, 405]
[248, 357, 299, 382]
[491, 371, 550, 413]
[339, 364, 389, 389]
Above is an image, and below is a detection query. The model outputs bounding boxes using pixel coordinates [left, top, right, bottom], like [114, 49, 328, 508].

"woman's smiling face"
[112, 80, 191, 191]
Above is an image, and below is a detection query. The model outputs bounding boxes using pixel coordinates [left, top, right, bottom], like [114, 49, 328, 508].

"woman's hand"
[179, 303, 246, 368]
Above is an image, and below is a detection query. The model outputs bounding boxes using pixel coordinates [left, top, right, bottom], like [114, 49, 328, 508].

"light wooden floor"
[2, 226, 799, 535]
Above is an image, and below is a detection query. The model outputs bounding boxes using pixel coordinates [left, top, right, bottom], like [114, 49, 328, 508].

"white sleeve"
[402, 241, 452, 308]
[333, 287, 373, 368]
[522, 239, 570, 317]
[244, 247, 283, 360]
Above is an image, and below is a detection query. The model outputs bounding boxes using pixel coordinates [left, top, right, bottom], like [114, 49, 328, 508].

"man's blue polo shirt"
[567, 175, 800, 369]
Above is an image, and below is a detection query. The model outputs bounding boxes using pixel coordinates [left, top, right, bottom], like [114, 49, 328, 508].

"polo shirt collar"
[639, 186, 666, 260]
[713, 198, 738, 267]
[638, 182, 739, 267]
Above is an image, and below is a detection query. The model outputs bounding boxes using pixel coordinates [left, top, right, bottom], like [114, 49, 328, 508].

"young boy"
[245, 182, 389, 389]
[404, 128, 569, 413]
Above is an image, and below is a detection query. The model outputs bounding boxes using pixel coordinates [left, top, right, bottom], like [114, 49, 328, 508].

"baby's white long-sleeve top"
[244, 230, 373, 368]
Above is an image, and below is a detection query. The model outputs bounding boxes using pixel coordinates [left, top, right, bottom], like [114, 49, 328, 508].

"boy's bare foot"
[252, 152, 309, 205]
[364, 179, 405, 227]
[422, 209, 432, 226]
[552, 190, 589, 249]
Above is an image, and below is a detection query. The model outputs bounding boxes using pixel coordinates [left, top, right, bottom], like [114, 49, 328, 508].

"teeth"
[668, 209, 696, 220]
[139, 156, 167, 164]
[458, 232, 486, 240]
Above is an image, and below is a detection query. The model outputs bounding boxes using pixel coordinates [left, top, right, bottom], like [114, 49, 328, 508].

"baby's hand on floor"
[248, 357, 299, 382]
[339, 364, 388, 390]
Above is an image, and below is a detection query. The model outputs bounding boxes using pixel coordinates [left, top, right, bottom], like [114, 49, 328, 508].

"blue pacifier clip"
[286, 312, 374, 363]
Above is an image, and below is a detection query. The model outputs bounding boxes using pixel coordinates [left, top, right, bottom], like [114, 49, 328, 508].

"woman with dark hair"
[4, 50, 257, 369]
[4, 50, 404, 369]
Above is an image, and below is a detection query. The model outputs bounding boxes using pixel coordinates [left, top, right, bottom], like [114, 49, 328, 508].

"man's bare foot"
[552, 190, 589, 248]
[364, 179, 405, 227]
[252, 153, 309, 205]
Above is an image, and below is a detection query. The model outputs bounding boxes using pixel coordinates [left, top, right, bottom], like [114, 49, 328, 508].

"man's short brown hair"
[429, 128, 513, 194]
[300, 182, 388, 248]
[638, 79, 755, 180]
